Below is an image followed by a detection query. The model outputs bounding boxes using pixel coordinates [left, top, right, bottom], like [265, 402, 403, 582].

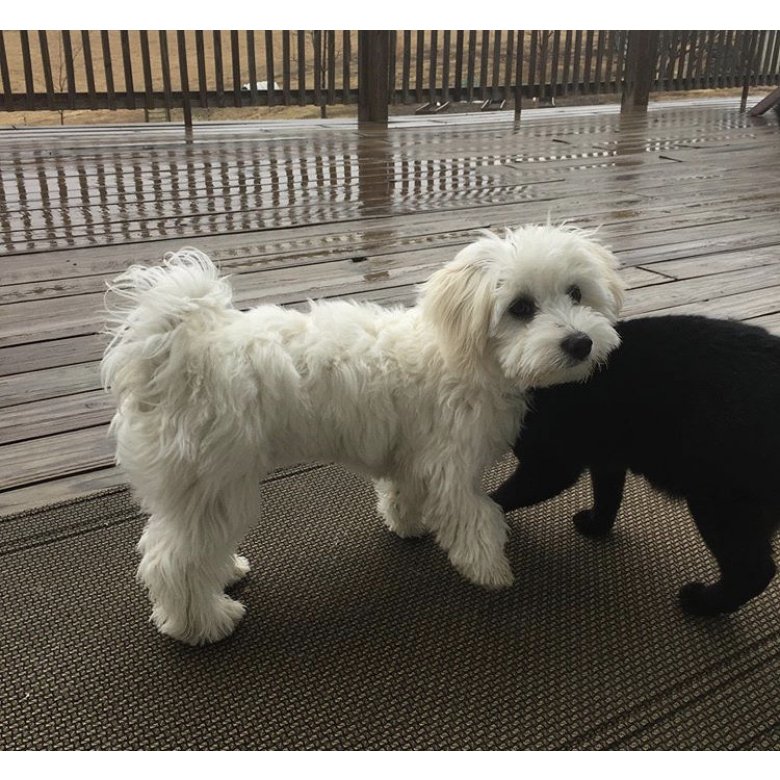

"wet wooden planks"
[2, 97, 780, 514]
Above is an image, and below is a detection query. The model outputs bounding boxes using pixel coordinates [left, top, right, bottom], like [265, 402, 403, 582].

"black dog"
[492, 314, 780, 616]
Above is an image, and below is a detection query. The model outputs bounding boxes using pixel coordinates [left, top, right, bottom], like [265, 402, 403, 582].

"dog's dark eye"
[508, 296, 537, 321]
[567, 285, 582, 304]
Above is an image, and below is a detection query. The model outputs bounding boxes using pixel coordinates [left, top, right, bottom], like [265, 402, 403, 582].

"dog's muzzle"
[561, 331, 593, 362]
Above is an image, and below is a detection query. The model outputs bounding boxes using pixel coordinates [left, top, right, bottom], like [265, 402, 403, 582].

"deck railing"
[0, 30, 778, 123]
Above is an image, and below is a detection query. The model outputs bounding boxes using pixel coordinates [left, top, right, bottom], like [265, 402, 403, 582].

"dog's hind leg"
[136, 474, 260, 645]
[374, 478, 428, 538]
[678, 497, 777, 616]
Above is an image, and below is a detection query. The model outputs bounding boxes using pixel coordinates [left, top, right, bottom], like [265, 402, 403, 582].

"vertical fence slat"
[439, 30, 449, 103]
[504, 30, 515, 103]
[282, 31, 291, 104]
[415, 30, 425, 103]
[429, 29, 438, 104]
[99, 31, 116, 109]
[583, 30, 594, 92]
[246, 31, 258, 106]
[297, 30, 306, 106]
[614, 30, 626, 90]
[514, 29, 524, 115]
[466, 30, 477, 102]
[561, 30, 572, 94]
[593, 29, 605, 93]
[0, 32, 11, 109]
[195, 30, 208, 109]
[159, 31, 173, 116]
[550, 30, 561, 99]
[684, 30, 698, 89]
[62, 31, 77, 109]
[81, 31, 97, 108]
[749, 29, 761, 86]
[230, 30, 242, 106]
[538, 31, 549, 100]
[769, 30, 780, 85]
[740, 30, 754, 107]
[120, 30, 136, 109]
[265, 31, 275, 107]
[140, 31, 154, 111]
[401, 31, 411, 103]
[725, 31, 737, 88]
[327, 30, 336, 104]
[479, 30, 490, 100]
[39, 31, 56, 109]
[213, 30, 225, 107]
[343, 31, 352, 103]
[676, 31, 689, 86]
[710, 29, 722, 87]
[528, 30, 538, 97]
[692, 30, 706, 88]
[454, 30, 464, 102]
[20, 31, 35, 109]
[313, 30, 322, 109]
[177, 30, 192, 126]
[491, 31, 502, 100]
[604, 30, 615, 89]
[572, 30, 582, 94]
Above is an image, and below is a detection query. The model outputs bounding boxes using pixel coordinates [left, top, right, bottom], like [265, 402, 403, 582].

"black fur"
[492, 314, 780, 616]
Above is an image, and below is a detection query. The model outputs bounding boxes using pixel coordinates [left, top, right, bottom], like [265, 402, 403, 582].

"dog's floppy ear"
[418, 248, 497, 376]
[585, 240, 624, 322]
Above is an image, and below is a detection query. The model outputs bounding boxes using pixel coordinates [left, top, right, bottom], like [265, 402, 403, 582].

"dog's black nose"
[561, 332, 593, 361]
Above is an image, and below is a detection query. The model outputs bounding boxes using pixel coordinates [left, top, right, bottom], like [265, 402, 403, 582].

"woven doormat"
[1, 457, 779, 750]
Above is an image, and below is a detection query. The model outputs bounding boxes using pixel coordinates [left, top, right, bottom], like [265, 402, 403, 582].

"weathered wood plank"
[0, 425, 114, 492]
[0, 466, 124, 516]
[0, 361, 101, 407]
[0, 335, 104, 376]
[0, 389, 113, 445]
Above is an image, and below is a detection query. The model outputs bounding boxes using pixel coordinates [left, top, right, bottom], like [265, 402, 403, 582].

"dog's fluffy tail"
[101, 247, 233, 405]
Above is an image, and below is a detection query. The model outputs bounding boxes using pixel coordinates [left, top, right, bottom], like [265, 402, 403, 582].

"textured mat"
[1, 457, 779, 750]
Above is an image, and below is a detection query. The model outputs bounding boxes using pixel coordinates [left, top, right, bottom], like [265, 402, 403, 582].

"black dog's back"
[492, 314, 780, 615]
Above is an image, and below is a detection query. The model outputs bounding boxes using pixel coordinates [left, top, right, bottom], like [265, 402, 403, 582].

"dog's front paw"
[678, 582, 734, 617]
[572, 508, 613, 537]
[453, 552, 514, 590]
[376, 483, 427, 539]
[225, 554, 251, 587]
[151, 595, 246, 645]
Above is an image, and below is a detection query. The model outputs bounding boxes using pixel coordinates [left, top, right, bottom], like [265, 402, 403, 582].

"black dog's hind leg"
[490, 457, 584, 513]
[573, 466, 626, 537]
[679, 497, 777, 616]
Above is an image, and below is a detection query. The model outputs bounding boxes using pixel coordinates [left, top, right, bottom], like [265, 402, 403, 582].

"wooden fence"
[0, 30, 778, 123]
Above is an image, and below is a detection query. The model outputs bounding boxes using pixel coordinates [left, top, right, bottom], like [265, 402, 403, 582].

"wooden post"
[621, 30, 659, 113]
[358, 30, 390, 124]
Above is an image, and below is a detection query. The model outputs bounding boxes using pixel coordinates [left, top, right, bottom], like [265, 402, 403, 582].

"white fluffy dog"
[102, 225, 623, 645]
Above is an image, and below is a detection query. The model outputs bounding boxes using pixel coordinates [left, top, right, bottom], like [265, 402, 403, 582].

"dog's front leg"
[374, 478, 428, 538]
[490, 457, 584, 512]
[425, 468, 513, 589]
[573, 465, 626, 537]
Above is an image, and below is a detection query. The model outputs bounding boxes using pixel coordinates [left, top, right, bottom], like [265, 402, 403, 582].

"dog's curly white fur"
[102, 224, 623, 645]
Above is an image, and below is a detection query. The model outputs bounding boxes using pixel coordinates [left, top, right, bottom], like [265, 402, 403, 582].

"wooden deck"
[2, 96, 780, 515]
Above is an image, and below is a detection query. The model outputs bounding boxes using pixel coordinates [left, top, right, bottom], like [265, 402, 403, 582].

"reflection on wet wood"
[1, 98, 780, 513]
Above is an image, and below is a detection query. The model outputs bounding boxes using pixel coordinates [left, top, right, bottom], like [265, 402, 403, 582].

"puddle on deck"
[0, 104, 766, 254]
